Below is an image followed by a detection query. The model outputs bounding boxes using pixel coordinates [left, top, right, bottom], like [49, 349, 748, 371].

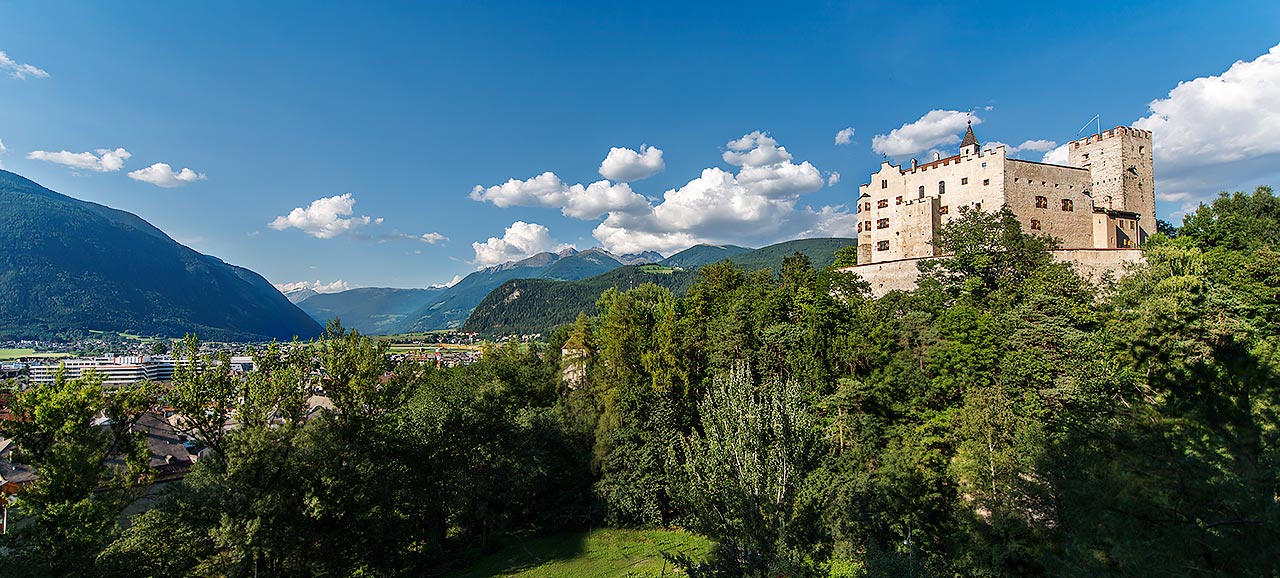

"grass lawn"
[638, 264, 680, 274]
[446, 528, 711, 578]
[0, 348, 71, 360]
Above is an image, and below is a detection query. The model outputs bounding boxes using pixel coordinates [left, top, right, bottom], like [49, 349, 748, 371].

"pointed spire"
[960, 120, 979, 148]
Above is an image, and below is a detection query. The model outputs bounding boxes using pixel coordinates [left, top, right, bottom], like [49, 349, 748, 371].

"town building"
[28, 355, 177, 387]
[845, 124, 1154, 294]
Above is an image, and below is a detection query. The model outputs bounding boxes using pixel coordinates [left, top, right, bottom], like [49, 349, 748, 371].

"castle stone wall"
[1002, 160, 1094, 247]
[842, 248, 1144, 297]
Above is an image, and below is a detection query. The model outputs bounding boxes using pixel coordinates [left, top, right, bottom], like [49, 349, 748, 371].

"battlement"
[1070, 125, 1152, 148]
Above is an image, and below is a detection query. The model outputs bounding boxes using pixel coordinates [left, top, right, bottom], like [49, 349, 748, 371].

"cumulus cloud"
[1015, 139, 1058, 153]
[273, 279, 351, 294]
[472, 131, 850, 255]
[1133, 42, 1280, 211]
[827, 172, 841, 186]
[472, 221, 574, 267]
[27, 148, 131, 172]
[1040, 143, 1070, 165]
[470, 172, 649, 219]
[834, 127, 855, 145]
[599, 145, 665, 181]
[872, 110, 979, 157]
[0, 51, 48, 79]
[268, 194, 378, 239]
[127, 162, 206, 188]
[591, 131, 842, 254]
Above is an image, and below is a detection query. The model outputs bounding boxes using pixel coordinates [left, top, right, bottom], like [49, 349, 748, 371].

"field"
[0, 348, 71, 361]
[638, 264, 681, 274]
[445, 528, 711, 578]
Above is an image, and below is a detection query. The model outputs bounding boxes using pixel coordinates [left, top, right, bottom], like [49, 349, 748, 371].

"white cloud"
[834, 127, 855, 145]
[599, 145, 665, 181]
[0, 51, 49, 80]
[420, 232, 447, 244]
[1016, 139, 1058, 153]
[27, 148, 131, 172]
[0, 138, 6, 169]
[268, 194, 376, 239]
[723, 131, 793, 167]
[591, 131, 842, 254]
[827, 172, 841, 186]
[127, 162, 207, 188]
[470, 172, 649, 219]
[1133, 42, 1280, 209]
[472, 221, 574, 266]
[273, 279, 351, 294]
[872, 110, 979, 157]
[1041, 143, 1070, 165]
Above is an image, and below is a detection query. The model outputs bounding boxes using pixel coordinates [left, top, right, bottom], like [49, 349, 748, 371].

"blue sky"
[2, 1, 1278, 291]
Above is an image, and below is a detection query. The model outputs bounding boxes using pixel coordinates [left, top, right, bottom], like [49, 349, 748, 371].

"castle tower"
[1068, 126, 1155, 243]
[959, 121, 980, 156]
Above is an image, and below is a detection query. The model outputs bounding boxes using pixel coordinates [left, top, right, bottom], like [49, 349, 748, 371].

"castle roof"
[960, 121, 978, 148]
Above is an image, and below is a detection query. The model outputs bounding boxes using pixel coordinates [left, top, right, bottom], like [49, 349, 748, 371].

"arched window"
[938, 181, 945, 195]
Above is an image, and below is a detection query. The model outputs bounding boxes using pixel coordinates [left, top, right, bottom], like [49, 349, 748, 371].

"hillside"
[660, 243, 752, 268]
[0, 170, 322, 341]
[462, 238, 856, 335]
[461, 265, 696, 335]
[397, 249, 626, 332]
[295, 287, 445, 334]
[725, 237, 855, 271]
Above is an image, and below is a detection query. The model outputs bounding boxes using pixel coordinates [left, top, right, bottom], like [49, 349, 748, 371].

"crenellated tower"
[1068, 126, 1156, 243]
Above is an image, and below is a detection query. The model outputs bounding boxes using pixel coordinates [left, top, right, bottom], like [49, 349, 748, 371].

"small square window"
[939, 205, 949, 215]
[864, 221, 871, 231]
[876, 240, 889, 251]
[876, 218, 889, 229]
[877, 199, 888, 209]
[895, 196, 903, 205]
[1030, 219, 1041, 230]
[961, 177, 968, 185]
[857, 222, 863, 233]
[1035, 196, 1048, 208]
[1061, 199, 1074, 212]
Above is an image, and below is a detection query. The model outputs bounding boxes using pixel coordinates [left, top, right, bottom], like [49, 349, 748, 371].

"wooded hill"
[0, 170, 322, 341]
[462, 238, 855, 335]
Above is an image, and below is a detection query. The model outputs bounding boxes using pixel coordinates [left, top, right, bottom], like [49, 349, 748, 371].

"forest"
[1, 186, 1277, 578]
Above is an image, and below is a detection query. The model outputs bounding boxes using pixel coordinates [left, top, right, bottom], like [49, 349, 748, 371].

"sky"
[2, 1, 1278, 292]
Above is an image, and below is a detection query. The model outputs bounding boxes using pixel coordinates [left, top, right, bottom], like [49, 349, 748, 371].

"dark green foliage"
[462, 265, 697, 335]
[11, 184, 1280, 578]
[0, 374, 153, 577]
[0, 169, 322, 341]
[726, 238, 857, 272]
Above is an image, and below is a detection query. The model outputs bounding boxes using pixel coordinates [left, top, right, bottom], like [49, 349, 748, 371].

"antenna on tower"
[1077, 114, 1101, 138]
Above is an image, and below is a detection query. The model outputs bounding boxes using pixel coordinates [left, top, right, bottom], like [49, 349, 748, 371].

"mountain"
[725, 238, 855, 271]
[0, 170, 322, 341]
[284, 288, 318, 304]
[461, 238, 857, 335]
[396, 248, 628, 332]
[660, 244, 753, 268]
[616, 251, 664, 265]
[295, 287, 446, 335]
[461, 265, 698, 336]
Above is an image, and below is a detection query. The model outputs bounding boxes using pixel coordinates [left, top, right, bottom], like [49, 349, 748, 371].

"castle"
[845, 124, 1155, 294]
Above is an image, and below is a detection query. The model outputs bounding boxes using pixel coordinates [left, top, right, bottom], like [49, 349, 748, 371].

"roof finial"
[960, 119, 979, 149]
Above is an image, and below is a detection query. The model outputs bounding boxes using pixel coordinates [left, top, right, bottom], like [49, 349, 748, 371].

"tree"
[671, 363, 825, 577]
[0, 372, 153, 577]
